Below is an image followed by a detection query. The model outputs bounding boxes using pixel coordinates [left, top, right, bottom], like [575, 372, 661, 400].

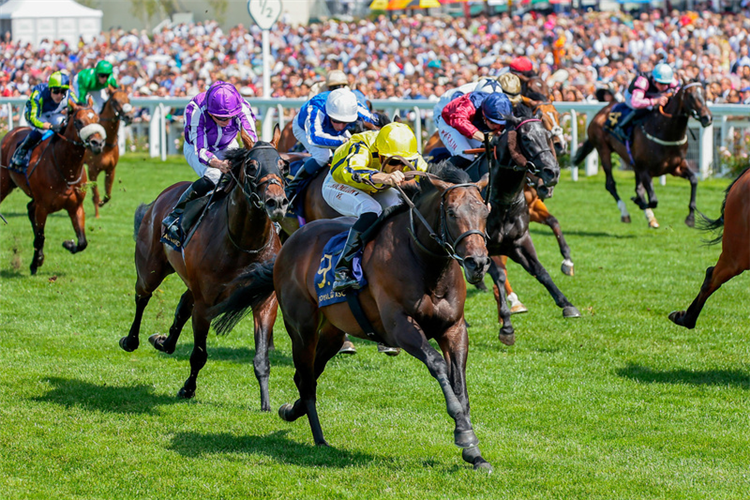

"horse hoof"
[462, 445, 491, 472]
[685, 215, 695, 228]
[148, 334, 174, 354]
[455, 430, 479, 448]
[279, 403, 295, 421]
[621, 215, 631, 223]
[510, 303, 528, 315]
[498, 330, 516, 346]
[62, 240, 77, 253]
[177, 387, 195, 399]
[119, 336, 138, 352]
[668, 311, 694, 329]
[474, 461, 493, 473]
[563, 306, 582, 318]
[561, 260, 575, 276]
[315, 440, 330, 447]
[30, 265, 38, 276]
[648, 220, 660, 229]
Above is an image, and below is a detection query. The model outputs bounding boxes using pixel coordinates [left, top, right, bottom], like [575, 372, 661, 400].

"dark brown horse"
[573, 82, 712, 228]
[0, 100, 106, 275]
[85, 89, 134, 218]
[669, 167, 750, 329]
[213, 164, 494, 470]
[119, 133, 288, 411]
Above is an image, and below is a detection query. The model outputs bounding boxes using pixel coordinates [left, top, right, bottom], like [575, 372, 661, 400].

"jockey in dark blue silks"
[10, 71, 73, 173]
[285, 88, 377, 208]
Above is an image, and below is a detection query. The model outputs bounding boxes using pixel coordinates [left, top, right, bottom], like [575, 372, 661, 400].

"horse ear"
[476, 173, 489, 191]
[271, 124, 281, 148]
[521, 96, 533, 107]
[427, 176, 451, 193]
[69, 99, 79, 112]
[87, 95, 94, 108]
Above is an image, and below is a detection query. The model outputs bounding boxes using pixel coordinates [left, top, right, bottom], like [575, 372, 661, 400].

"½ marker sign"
[247, 0, 283, 30]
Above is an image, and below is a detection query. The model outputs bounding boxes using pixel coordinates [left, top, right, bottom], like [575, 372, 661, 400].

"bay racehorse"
[119, 134, 288, 411]
[213, 164, 494, 471]
[669, 167, 750, 329]
[85, 89, 134, 218]
[466, 108, 580, 346]
[0, 100, 106, 275]
[572, 81, 712, 228]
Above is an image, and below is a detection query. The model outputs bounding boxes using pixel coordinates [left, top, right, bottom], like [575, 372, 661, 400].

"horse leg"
[27, 201, 47, 275]
[0, 168, 17, 204]
[148, 289, 194, 354]
[530, 199, 574, 276]
[642, 172, 660, 228]
[178, 305, 210, 399]
[510, 236, 581, 318]
[251, 292, 279, 412]
[498, 255, 527, 314]
[88, 164, 102, 218]
[601, 147, 630, 223]
[488, 256, 515, 345]
[668, 254, 744, 329]
[62, 202, 87, 254]
[102, 167, 115, 206]
[391, 312, 491, 471]
[119, 292, 151, 352]
[676, 161, 698, 228]
[631, 171, 658, 228]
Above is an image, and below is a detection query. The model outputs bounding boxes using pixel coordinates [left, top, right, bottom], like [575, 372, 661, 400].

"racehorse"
[0, 99, 106, 275]
[473, 108, 580, 346]
[119, 132, 288, 411]
[572, 82, 712, 228]
[669, 167, 750, 329]
[84, 89, 134, 218]
[212, 163, 493, 470]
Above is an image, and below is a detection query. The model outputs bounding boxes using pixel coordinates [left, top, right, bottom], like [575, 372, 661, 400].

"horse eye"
[446, 208, 457, 218]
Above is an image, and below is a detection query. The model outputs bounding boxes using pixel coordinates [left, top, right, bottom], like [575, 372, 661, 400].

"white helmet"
[325, 88, 358, 123]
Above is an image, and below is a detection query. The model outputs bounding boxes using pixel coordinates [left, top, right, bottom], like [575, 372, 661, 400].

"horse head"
[679, 81, 712, 128]
[106, 90, 135, 125]
[68, 100, 106, 155]
[528, 100, 567, 155]
[226, 130, 288, 222]
[415, 164, 490, 284]
[502, 107, 560, 199]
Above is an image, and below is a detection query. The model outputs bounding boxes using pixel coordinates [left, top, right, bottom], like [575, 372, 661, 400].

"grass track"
[1, 155, 749, 499]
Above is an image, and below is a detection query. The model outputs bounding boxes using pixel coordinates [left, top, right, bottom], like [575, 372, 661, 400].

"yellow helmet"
[497, 73, 523, 105]
[375, 123, 419, 160]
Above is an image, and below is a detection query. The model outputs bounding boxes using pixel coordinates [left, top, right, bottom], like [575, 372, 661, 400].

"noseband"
[230, 144, 284, 210]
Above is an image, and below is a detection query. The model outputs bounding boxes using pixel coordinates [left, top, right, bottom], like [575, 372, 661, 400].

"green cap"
[95, 60, 113, 75]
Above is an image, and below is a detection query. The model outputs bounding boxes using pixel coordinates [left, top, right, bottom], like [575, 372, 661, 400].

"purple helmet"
[206, 82, 243, 118]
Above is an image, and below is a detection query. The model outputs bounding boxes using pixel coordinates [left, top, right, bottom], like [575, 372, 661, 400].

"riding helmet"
[325, 89, 359, 123]
[481, 93, 512, 125]
[206, 81, 244, 118]
[375, 123, 419, 160]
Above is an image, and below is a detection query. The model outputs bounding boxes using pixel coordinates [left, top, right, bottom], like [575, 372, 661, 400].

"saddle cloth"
[605, 103, 634, 132]
[161, 185, 228, 251]
[314, 230, 367, 307]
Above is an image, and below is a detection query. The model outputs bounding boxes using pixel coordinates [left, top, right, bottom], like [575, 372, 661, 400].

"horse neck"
[100, 102, 120, 142]
[401, 190, 456, 279]
[52, 130, 87, 180]
[647, 92, 689, 140]
[226, 183, 272, 249]
[490, 138, 527, 206]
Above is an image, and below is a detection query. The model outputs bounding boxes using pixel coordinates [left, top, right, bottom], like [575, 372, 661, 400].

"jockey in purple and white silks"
[162, 81, 258, 245]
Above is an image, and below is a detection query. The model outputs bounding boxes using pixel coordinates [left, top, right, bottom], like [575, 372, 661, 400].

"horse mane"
[525, 90, 547, 103]
[224, 142, 276, 176]
[698, 166, 750, 245]
[513, 103, 535, 119]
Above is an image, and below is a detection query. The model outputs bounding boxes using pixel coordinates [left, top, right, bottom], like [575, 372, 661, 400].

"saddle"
[12, 130, 54, 172]
[605, 103, 636, 134]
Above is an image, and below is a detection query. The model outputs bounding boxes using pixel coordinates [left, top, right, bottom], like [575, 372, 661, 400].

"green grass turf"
[1, 155, 749, 499]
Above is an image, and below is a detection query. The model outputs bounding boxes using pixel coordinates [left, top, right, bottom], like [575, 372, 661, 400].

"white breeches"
[436, 115, 481, 160]
[292, 118, 336, 167]
[322, 171, 402, 217]
[183, 141, 238, 185]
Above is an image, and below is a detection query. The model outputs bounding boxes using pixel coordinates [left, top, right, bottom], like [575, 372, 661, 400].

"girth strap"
[346, 292, 385, 343]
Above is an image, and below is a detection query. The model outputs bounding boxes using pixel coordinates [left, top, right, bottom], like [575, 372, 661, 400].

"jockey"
[161, 81, 258, 245]
[433, 76, 503, 128]
[438, 91, 513, 169]
[308, 69, 350, 98]
[497, 73, 524, 107]
[497, 56, 536, 79]
[73, 60, 118, 114]
[323, 122, 428, 292]
[9, 71, 73, 173]
[285, 88, 377, 206]
[611, 63, 678, 143]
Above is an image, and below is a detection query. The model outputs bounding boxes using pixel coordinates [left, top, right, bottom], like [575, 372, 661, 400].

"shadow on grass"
[168, 430, 378, 467]
[163, 345, 293, 366]
[616, 364, 750, 389]
[33, 377, 178, 414]
[533, 229, 637, 239]
[0, 268, 25, 279]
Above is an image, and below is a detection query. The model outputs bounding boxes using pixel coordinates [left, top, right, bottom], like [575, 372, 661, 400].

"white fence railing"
[2, 97, 749, 179]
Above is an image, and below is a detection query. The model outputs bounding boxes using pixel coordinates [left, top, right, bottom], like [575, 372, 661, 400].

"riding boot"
[10, 129, 43, 173]
[162, 176, 214, 243]
[285, 158, 320, 211]
[332, 212, 378, 292]
[611, 111, 635, 144]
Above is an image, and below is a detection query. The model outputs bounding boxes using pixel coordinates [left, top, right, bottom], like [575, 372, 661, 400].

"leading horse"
[119, 133, 288, 411]
[573, 82, 712, 228]
[85, 89, 135, 218]
[669, 167, 750, 329]
[213, 164, 494, 470]
[0, 100, 106, 275]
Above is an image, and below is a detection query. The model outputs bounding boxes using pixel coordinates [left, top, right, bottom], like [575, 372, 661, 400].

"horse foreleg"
[510, 236, 581, 318]
[390, 312, 491, 471]
[119, 293, 151, 352]
[530, 199, 574, 275]
[669, 254, 745, 329]
[251, 292, 279, 412]
[601, 148, 630, 223]
[63, 202, 87, 254]
[27, 201, 47, 275]
[632, 171, 659, 228]
[498, 255, 528, 314]
[178, 307, 210, 399]
[88, 164, 102, 218]
[149, 289, 194, 355]
[677, 161, 698, 228]
[488, 257, 515, 345]
[102, 167, 115, 206]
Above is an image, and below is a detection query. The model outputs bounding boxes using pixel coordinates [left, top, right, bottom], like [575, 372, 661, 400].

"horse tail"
[133, 202, 153, 241]
[212, 258, 277, 336]
[697, 166, 750, 245]
[572, 140, 594, 166]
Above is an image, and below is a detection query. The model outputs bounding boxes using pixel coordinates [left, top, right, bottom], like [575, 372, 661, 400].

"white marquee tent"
[0, 0, 102, 47]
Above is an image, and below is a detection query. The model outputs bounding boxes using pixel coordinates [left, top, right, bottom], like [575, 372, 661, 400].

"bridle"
[658, 82, 704, 120]
[494, 118, 551, 175]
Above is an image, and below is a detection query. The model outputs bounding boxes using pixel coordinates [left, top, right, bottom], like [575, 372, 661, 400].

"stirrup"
[332, 270, 360, 292]
[161, 221, 183, 250]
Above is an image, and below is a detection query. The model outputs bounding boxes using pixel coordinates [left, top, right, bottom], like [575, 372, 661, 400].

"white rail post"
[276, 103, 285, 132]
[6, 103, 12, 131]
[569, 109, 578, 181]
[584, 113, 598, 176]
[262, 106, 275, 142]
[413, 106, 422, 153]
[159, 103, 167, 162]
[118, 121, 126, 155]
[699, 122, 714, 179]
[149, 105, 160, 158]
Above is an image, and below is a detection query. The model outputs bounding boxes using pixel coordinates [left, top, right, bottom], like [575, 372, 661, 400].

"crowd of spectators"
[2, 6, 750, 105]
